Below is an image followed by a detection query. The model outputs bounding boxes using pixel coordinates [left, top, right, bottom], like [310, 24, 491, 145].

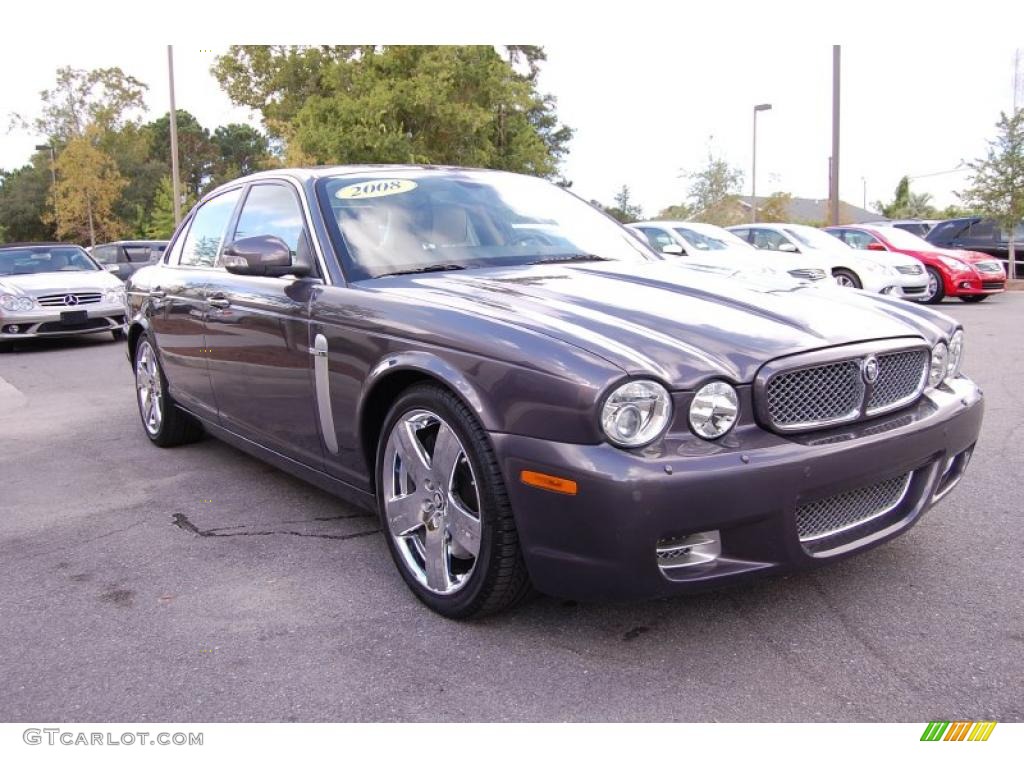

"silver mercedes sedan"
[0, 243, 127, 351]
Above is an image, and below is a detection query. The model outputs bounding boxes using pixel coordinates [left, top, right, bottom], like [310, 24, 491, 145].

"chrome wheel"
[924, 272, 939, 301]
[135, 340, 163, 436]
[835, 273, 857, 288]
[382, 409, 482, 595]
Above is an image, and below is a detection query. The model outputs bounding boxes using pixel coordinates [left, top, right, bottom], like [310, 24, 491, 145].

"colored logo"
[921, 721, 997, 741]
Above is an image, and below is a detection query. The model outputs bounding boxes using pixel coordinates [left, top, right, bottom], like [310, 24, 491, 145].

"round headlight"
[105, 288, 125, 305]
[689, 380, 739, 440]
[929, 342, 949, 388]
[600, 380, 672, 447]
[0, 294, 17, 311]
[15, 296, 34, 311]
[947, 329, 964, 379]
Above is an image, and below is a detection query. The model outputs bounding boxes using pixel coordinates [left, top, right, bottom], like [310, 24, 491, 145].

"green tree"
[51, 130, 127, 246]
[656, 203, 693, 220]
[603, 184, 644, 223]
[959, 109, 1024, 279]
[211, 123, 274, 185]
[684, 153, 745, 226]
[146, 175, 195, 239]
[757, 191, 793, 223]
[147, 110, 216, 198]
[0, 153, 57, 242]
[875, 175, 937, 219]
[212, 45, 572, 177]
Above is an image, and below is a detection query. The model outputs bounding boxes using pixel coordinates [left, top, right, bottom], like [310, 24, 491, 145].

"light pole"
[829, 45, 841, 226]
[861, 176, 867, 211]
[167, 45, 182, 226]
[751, 103, 772, 223]
[35, 143, 58, 230]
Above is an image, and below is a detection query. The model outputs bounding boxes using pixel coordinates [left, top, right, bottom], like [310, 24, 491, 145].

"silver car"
[0, 243, 127, 350]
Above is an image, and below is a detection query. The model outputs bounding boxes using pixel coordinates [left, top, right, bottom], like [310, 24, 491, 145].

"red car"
[824, 224, 1006, 304]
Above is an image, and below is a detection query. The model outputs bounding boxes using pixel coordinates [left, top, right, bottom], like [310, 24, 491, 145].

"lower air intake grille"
[795, 473, 912, 542]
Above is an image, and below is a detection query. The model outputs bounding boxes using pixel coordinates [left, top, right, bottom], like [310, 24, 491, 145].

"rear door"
[149, 187, 243, 421]
[203, 181, 325, 469]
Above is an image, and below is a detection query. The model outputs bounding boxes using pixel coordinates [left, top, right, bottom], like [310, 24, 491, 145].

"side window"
[637, 227, 676, 251]
[232, 184, 306, 255]
[750, 229, 788, 251]
[124, 246, 154, 263]
[91, 245, 118, 264]
[843, 230, 880, 250]
[964, 219, 997, 242]
[179, 189, 243, 268]
[729, 228, 751, 243]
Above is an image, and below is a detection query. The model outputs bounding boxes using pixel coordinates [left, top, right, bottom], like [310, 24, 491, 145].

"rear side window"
[965, 219, 997, 241]
[91, 245, 120, 264]
[179, 189, 243, 267]
[729, 228, 751, 243]
[124, 246, 155, 263]
[928, 221, 966, 243]
[232, 184, 306, 254]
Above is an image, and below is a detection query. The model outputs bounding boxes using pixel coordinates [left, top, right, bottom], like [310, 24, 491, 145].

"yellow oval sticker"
[336, 179, 418, 200]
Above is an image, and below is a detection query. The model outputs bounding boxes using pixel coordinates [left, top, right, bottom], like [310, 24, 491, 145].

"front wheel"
[134, 333, 204, 447]
[922, 267, 945, 304]
[376, 384, 533, 618]
[959, 295, 988, 303]
[832, 268, 862, 289]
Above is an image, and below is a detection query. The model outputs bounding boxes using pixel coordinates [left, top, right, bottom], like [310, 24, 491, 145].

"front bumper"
[946, 273, 1005, 297]
[894, 273, 929, 300]
[0, 306, 125, 339]
[493, 376, 983, 600]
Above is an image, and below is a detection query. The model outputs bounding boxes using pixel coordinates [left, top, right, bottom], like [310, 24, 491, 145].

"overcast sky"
[2, 40, 1021, 217]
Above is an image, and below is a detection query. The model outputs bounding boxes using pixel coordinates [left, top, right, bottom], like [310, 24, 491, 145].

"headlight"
[938, 255, 971, 273]
[688, 380, 739, 440]
[928, 342, 949, 388]
[0, 294, 34, 312]
[104, 288, 126, 305]
[600, 379, 673, 447]
[947, 330, 964, 379]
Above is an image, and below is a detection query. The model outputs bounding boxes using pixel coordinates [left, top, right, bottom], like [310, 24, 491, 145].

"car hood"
[0, 270, 121, 295]
[937, 248, 996, 265]
[367, 260, 956, 389]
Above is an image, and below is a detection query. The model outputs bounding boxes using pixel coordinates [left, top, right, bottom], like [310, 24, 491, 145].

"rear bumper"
[0, 307, 125, 339]
[492, 376, 983, 601]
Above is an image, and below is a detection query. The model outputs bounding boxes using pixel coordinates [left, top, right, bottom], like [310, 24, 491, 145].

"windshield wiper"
[526, 253, 610, 265]
[377, 263, 468, 277]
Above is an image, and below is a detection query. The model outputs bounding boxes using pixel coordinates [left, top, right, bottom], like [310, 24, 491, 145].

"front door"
[203, 182, 325, 469]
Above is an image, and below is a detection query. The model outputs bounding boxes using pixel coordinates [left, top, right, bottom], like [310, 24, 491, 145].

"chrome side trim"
[312, 333, 339, 454]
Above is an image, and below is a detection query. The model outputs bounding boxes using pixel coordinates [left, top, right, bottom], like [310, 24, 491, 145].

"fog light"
[4, 324, 18, 334]
[960, 281, 971, 289]
[881, 286, 895, 295]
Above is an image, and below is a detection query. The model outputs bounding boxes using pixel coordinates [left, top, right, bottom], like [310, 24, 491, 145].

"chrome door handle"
[148, 287, 166, 298]
[207, 295, 230, 309]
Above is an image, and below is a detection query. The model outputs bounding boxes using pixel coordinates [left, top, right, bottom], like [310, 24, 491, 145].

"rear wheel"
[832, 268, 862, 289]
[959, 295, 988, 303]
[376, 383, 532, 618]
[134, 333, 204, 447]
[922, 267, 945, 304]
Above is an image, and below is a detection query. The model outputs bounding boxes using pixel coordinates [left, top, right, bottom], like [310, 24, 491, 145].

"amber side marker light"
[520, 470, 578, 495]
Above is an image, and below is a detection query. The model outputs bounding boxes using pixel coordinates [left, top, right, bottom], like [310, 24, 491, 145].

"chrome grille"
[975, 260, 1003, 274]
[36, 292, 102, 307]
[866, 349, 929, 414]
[796, 473, 912, 542]
[766, 361, 864, 429]
[896, 264, 924, 275]
[761, 344, 929, 432]
[788, 268, 827, 281]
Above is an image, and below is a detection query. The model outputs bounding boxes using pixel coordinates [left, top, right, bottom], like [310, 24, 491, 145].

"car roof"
[0, 241, 80, 248]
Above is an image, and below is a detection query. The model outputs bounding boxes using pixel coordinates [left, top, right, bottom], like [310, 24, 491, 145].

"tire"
[922, 267, 945, 304]
[959, 295, 988, 303]
[0, 341, 13, 353]
[133, 332, 204, 447]
[832, 268, 862, 289]
[376, 383, 533, 619]
[111, 328, 125, 341]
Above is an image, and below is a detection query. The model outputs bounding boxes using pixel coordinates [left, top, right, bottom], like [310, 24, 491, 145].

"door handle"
[207, 293, 230, 309]
[148, 287, 166, 298]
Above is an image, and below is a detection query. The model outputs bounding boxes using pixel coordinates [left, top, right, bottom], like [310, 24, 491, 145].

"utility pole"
[829, 45, 841, 226]
[751, 103, 772, 223]
[861, 176, 867, 211]
[167, 45, 182, 226]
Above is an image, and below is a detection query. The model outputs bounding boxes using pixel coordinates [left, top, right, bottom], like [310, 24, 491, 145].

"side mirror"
[866, 242, 886, 251]
[778, 242, 799, 253]
[661, 243, 685, 256]
[103, 264, 120, 272]
[223, 235, 309, 277]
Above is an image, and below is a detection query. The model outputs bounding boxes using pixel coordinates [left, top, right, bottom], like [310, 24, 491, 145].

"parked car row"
[110, 165, 981, 618]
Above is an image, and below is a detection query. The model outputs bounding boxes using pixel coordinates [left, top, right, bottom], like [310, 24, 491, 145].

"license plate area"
[60, 310, 88, 326]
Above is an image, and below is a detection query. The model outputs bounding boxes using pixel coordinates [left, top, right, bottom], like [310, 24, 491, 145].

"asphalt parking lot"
[1, 294, 1022, 723]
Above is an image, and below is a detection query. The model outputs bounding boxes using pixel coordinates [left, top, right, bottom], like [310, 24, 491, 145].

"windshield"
[0, 246, 98, 276]
[318, 171, 654, 279]
[785, 225, 850, 251]
[675, 224, 751, 250]
[878, 226, 935, 250]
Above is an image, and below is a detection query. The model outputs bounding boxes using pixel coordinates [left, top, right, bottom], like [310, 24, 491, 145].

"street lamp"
[751, 103, 772, 223]
[35, 143, 58, 228]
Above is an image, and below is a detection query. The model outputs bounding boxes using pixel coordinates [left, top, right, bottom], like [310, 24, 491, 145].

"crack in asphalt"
[171, 513, 380, 541]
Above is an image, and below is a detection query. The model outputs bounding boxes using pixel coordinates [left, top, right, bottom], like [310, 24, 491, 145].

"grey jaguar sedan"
[123, 166, 983, 618]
